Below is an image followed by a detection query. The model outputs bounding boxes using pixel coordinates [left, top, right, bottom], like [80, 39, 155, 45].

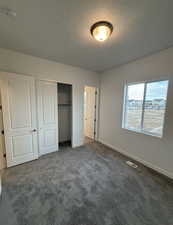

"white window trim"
[122, 79, 169, 138]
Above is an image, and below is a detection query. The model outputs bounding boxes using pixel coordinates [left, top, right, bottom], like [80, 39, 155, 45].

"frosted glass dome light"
[90, 21, 113, 42]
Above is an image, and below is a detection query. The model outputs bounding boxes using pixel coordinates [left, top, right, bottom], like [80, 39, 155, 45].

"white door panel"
[37, 81, 58, 155]
[8, 78, 31, 129]
[0, 72, 38, 167]
[11, 134, 33, 157]
[44, 129, 57, 146]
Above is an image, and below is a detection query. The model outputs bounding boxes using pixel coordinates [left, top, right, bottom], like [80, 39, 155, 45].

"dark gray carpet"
[0, 142, 173, 225]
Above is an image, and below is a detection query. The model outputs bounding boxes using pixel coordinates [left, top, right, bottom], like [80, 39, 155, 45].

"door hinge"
[95, 91, 97, 95]
[0, 105, 2, 110]
[1, 130, 4, 135]
[3, 153, 6, 158]
[94, 105, 96, 109]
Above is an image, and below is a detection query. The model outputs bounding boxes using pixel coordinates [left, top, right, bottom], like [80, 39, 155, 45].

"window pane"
[143, 80, 168, 137]
[125, 83, 144, 130]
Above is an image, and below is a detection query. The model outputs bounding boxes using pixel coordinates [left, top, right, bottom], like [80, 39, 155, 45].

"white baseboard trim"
[99, 139, 173, 180]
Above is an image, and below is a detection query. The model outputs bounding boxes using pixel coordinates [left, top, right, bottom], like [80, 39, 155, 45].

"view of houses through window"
[123, 80, 169, 137]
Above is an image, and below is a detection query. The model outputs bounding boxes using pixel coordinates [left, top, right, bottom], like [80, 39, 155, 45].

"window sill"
[122, 127, 162, 139]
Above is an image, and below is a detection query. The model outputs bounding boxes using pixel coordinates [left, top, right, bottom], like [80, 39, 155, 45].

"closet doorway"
[58, 83, 72, 149]
[84, 86, 97, 144]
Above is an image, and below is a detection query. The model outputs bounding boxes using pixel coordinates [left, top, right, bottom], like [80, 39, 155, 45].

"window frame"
[122, 79, 169, 138]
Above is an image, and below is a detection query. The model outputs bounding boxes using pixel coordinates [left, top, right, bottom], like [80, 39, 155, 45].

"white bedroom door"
[84, 86, 96, 139]
[37, 81, 58, 155]
[0, 72, 38, 167]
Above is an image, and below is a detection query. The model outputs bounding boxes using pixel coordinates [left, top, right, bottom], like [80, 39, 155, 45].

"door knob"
[32, 129, 37, 132]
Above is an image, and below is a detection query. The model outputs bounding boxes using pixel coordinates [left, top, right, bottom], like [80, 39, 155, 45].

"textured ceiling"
[0, 0, 173, 72]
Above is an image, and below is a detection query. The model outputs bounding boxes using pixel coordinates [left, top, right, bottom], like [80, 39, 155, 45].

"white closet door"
[0, 72, 38, 167]
[37, 81, 58, 155]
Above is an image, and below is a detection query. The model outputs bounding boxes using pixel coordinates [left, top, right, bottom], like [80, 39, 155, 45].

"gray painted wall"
[99, 47, 173, 178]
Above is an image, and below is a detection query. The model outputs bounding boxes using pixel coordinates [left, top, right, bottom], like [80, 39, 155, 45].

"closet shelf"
[58, 103, 71, 106]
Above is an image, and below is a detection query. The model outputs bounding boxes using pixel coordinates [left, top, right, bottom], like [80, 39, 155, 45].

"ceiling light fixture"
[90, 21, 113, 42]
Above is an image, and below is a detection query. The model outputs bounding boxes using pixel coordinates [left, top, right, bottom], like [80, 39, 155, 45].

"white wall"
[99, 47, 173, 178]
[0, 48, 99, 149]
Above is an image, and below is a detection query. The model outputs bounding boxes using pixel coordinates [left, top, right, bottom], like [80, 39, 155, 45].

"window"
[123, 80, 169, 137]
